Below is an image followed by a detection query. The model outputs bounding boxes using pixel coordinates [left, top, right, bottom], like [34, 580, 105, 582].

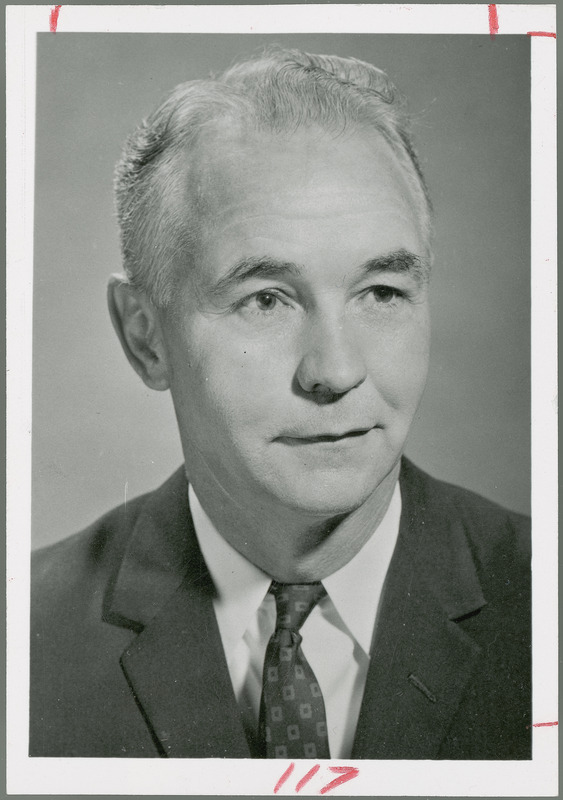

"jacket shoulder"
[31, 466, 189, 624]
[401, 456, 529, 520]
[29, 480, 176, 758]
[31, 488, 151, 602]
[400, 457, 530, 576]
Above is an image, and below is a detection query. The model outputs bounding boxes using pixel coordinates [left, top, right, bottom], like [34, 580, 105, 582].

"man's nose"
[295, 312, 368, 398]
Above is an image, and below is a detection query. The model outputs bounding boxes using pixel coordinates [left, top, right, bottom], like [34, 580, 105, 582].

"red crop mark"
[49, 5, 62, 33]
[527, 31, 556, 38]
[488, 4, 499, 39]
[319, 767, 360, 795]
[274, 762, 295, 794]
[295, 764, 320, 793]
[527, 721, 558, 729]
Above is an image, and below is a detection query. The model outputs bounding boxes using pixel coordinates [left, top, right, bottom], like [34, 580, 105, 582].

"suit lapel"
[119, 572, 251, 758]
[352, 459, 486, 759]
[103, 461, 487, 759]
[104, 469, 250, 758]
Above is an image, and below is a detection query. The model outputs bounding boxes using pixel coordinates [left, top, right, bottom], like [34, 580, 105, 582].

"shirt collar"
[322, 483, 401, 654]
[188, 485, 271, 657]
[189, 481, 402, 659]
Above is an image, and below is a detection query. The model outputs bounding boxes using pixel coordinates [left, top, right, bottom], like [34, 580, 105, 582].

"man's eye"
[252, 292, 278, 311]
[233, 289, 289, 317]
[370, 285, 401, 303]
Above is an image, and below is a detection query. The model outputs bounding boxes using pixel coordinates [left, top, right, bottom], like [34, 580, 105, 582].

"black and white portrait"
[7, 5, 557, 797]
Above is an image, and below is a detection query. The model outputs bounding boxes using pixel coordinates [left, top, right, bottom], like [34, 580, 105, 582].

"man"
[30, 47, 531, 759]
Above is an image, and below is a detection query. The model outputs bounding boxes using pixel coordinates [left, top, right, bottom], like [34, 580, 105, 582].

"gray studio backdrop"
[32, 33, 530, 549]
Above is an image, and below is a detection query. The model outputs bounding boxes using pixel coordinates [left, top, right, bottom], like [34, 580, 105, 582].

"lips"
[276, 427, 376, 444]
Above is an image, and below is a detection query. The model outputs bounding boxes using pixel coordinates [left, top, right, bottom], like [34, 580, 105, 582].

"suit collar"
[103, 467, 251, 757]
[398, 457, 486, 621]
[103, 468, 201, 630]
[352, 458, 487, 758]
[119, 568, 251, 758]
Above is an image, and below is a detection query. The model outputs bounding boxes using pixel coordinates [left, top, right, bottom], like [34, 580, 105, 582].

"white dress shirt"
[188, 483, 401, 759]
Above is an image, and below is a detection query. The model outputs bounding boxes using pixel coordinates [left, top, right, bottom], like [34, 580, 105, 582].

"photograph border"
[6, 4, 557, 796]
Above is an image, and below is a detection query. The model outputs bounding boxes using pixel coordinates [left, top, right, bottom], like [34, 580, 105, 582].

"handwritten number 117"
[274, 763, 359, 794]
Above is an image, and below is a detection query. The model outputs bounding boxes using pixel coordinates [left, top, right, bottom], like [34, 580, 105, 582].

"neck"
[186, 460, 401, 583]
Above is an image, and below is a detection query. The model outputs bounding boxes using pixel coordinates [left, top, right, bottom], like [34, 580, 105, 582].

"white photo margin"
[6, 4, 557, 796]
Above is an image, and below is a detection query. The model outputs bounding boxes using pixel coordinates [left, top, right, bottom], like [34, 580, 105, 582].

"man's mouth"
[276, 427, 375, 444]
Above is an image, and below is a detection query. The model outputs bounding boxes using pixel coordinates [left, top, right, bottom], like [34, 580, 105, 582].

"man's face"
[159, 127, 430, 520]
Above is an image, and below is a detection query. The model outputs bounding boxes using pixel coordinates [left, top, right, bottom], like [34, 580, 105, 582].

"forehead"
[186, 126, 425, 279]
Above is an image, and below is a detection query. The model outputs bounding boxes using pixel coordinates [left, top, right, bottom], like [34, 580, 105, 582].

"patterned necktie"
[259, 582, 331, 759]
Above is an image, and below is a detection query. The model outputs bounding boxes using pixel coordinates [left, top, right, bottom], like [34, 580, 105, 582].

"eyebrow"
[210, 256, 302, 298]
[356, 250, 430, 284]
[210, 249, 429, 297]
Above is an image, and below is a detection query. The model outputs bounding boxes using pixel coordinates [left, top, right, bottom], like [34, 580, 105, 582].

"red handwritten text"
[274, 762, 296, 794]
[274, 763, 359, 795]
[320, 767, 360, 795]
[295, 764, 320, 793]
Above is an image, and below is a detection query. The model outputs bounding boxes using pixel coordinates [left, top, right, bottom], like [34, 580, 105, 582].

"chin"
[269, 469, 385, 519]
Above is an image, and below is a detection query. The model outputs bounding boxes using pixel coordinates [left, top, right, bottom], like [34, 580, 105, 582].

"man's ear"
[107, 275, 170, 391]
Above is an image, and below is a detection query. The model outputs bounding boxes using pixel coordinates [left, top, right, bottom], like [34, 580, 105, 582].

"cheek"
[170, 329, 291, 436]
[367, 316, 430, 410]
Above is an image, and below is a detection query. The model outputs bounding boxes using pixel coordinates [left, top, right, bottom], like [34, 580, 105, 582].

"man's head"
[109, 48, 432, 573]
[114, 48, 432, 307]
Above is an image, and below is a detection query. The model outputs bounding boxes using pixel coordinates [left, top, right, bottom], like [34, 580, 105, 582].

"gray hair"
[114, 47, 432, 308]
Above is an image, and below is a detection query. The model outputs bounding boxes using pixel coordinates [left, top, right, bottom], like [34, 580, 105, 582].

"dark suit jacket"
[30, 458, 531, 758]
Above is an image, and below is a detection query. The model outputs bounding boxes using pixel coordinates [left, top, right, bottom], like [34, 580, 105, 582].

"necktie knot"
[270, 582, 326, 633]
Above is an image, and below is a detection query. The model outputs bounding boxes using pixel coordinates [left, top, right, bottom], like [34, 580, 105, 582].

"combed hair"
[114, 47, 432, 307]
